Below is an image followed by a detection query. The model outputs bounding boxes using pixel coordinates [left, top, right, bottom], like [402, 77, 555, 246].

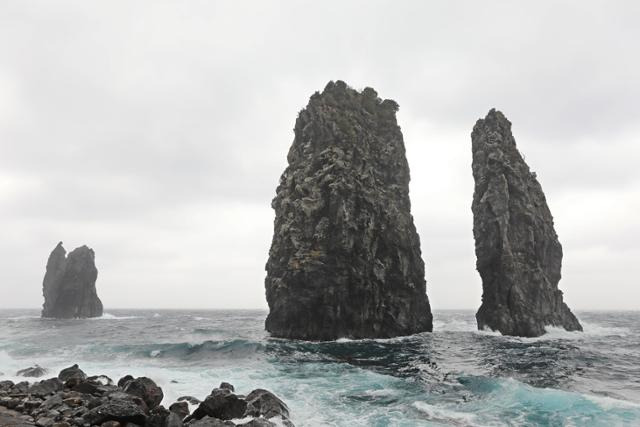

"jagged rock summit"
[471, 109, 582, 337]
[265, 80, 432, 340]
[41, 242, 103, 318]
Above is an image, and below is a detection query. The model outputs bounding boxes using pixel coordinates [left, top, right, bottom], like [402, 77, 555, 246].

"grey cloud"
[1, 1, 639, 309]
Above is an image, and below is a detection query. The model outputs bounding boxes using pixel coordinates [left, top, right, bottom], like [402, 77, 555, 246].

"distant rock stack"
[265, 81, 432, 340]
[471, 109, 582, 337]
[41, 242, 103, 318]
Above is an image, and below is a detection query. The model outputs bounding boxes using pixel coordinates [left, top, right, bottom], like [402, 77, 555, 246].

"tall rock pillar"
[42, 242, 103, 318]
[265, 81, 432, 340]
[471, 109, 582, 337]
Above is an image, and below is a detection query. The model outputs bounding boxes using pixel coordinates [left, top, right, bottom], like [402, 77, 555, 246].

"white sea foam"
[412, 401, 480, 426]
[363, 388, 398, 397]
[6, 315, 40, 320]
[95, 313, 139, 320]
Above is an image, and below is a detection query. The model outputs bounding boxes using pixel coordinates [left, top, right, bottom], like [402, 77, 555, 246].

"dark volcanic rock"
[117, 375, 134, 389]
[28, 378, 63, 397]
[169, 401, 190, 419]
[57, 365, 86, 382]
[471, 109, 583, 337]
[190, 388, 247, 421]
[83, 400, 146, 425]
[243, 389, 289, 421]
[123, 377, 164, 410]
[41, 242, 103, 319]
[0, 406, 36, 426]
[265, 81, 432, 340]
[16, 366, 47, 378]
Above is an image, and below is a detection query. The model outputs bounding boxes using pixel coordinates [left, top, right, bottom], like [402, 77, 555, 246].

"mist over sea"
[1, 309, 639, 426]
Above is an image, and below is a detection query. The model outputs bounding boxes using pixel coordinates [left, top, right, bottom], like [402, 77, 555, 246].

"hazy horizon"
[1, 1, 639, 311]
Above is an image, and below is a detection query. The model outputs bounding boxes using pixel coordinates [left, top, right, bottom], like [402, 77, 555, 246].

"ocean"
[0, 309, 638, 426]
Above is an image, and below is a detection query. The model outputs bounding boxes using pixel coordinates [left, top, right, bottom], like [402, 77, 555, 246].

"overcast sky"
[1, 1, 638, 310]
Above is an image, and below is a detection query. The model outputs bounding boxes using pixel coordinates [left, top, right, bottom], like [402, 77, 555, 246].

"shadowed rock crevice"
[265, 80, 432, 340]
[471, 109, 582, 337]
[41, 242, 103, 319]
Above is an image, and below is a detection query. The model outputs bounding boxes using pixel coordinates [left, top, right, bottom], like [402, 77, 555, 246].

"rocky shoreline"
[0, 364, 293, 427]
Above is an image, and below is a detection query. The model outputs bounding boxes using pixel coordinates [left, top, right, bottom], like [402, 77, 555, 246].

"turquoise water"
[0, 309, 638, 426]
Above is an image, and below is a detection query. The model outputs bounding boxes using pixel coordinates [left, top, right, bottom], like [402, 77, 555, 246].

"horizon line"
[1, 307, 638, 312]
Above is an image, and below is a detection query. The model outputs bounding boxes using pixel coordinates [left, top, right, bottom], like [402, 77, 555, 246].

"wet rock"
[71, 379, 102, 395]
[218, 383, 234, 392]
[265, 80, 433, 340]
[34, 416, 54, 427]
[237, 419, 276, 427]
[189, 389, 247, 421]
[0, 380, 15, 391]
[0, 397, 21, 409]
[117, 375, 134, 389]
[169, 401, 189, 419]
[13, 381, 30, 394]
[58, 365, 86, 383]
[83, 400, 146, 425]
[41, 242, 103, 319]
[17, 366, 47, 378]
[39, 394, 63, 411]
[106, 392, 148, 413]
[187, 416, 234, 426]
[243, 389, 289, 421]
[166, 411, 184, 427]
[87, 375, 114, 386]
[23, 400, 42, 412]
[123, 377, 163, 410]
[177, 396, 200, 406]
[29, 379, 63, 397]
[146, 405, 170, 427]
[471, 109, 583, 337]
[0, 405, 36, 426]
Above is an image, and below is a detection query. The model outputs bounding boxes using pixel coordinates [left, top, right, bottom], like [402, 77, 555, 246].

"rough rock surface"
[471, 109, 583, 337]
[16, 366, 47, 378]
[123, 377, 164, 410]
[265, 81, 432, 340]
[41, 242, 103, 319]
[0, 367, 293, 426]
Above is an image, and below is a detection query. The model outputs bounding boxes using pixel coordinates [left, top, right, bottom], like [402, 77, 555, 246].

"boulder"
[243, 389, 289, 421]
[0, 405, 36, 426]
[146, 405, 170, 427]
[218, 382, 234, 392]
[1, 380, 15, 391]
[41, 242, 103, 319]
[471, 109, 583, 337]
[28, 379, 63, 397]
[57, 365, 86, 382]
[117, 375, 134, 389]
[265, 80, 432, 340]
[16, 366, 47, 378]
[189, 389, 246, 421]
[123, 377, 163, 410]
[87, 375, 114, 386]
[83, 400, 146, 426]
[169, 401, 189, 419]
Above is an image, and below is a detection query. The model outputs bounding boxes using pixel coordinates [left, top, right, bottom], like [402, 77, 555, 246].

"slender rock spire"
[471, 109, 582, 337]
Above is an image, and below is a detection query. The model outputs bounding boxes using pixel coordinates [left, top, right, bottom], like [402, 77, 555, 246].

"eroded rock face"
[265, 81, 432, 340]
[41, 242, 103, 319]
[471, 109, 582, 337]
